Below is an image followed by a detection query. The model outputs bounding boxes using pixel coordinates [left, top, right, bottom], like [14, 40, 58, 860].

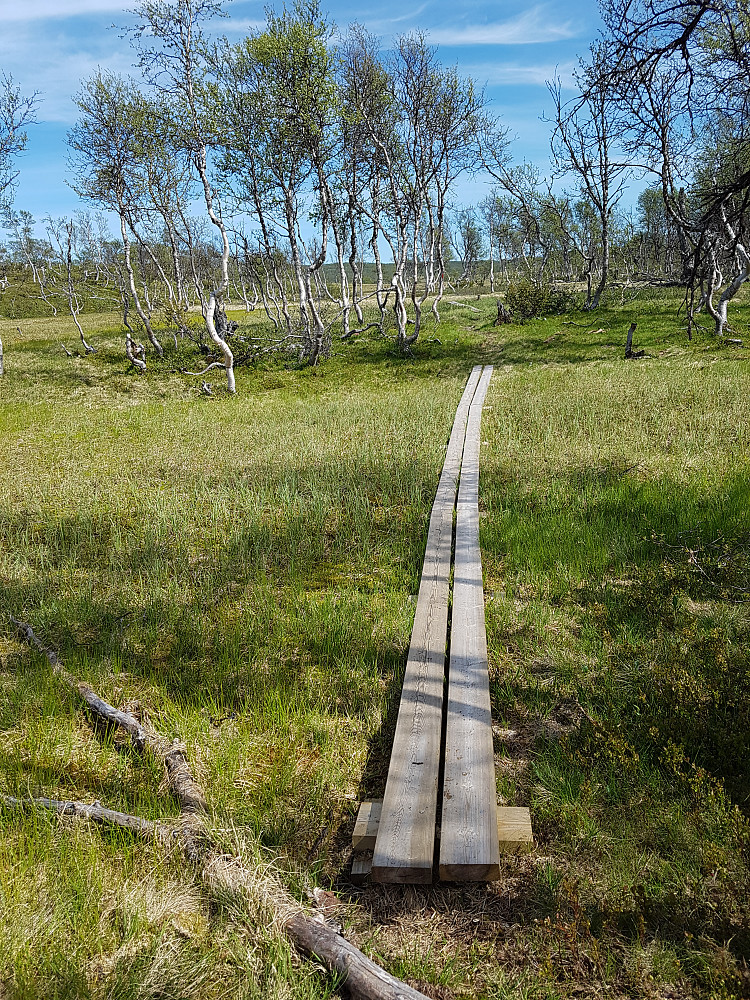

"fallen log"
[1, 794, 178, 846]
[448, 300, 481, 313]
[284, 912, 432, 1000]
[9, 619, 432, 1000]
[11, 617, 206, 813]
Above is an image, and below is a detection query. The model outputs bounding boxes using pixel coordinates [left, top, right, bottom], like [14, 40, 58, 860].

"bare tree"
[46, 216, 98, 354]
[548, 46, 632, 308]
[598, 0, 750, 335]
[3, 209, 58, 312]
[0, 74, 38, 210]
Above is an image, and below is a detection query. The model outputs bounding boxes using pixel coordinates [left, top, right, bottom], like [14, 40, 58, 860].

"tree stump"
[624, 322, 645, 358]
[494, 300, 513, 325]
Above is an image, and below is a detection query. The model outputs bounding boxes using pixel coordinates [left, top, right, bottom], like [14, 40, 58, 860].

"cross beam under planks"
[371, 366, 487, 884]
[439, 365, 499, 881]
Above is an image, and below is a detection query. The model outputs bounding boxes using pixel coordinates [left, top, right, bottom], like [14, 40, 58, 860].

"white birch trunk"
[119, 212, 160, 355]
[195, 148, 235, 393]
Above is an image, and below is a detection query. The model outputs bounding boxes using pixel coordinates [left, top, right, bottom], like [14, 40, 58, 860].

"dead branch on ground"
[7, 618, 431, 1000]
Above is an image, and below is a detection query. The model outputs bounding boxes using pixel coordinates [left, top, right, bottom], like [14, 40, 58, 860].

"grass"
[1, 286, 749, 999]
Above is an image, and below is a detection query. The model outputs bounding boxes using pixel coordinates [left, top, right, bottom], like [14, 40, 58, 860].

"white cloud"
[0, 0, 127, 22]
[427, 5, 581, 46]
[469, 60, 577, 87]
[340, 3, 431, 34]
[0, 20, 134, 123]
[216, 16, 265, 35]
[380, 3, 431, 26]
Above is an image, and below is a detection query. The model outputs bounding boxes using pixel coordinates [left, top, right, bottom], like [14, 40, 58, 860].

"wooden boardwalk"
[439, 366, 500, 881]
[371, 365, 500, 884]
[371, 366, 483, 884]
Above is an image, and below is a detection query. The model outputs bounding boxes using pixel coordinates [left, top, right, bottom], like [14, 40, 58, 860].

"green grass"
[1, 289, 749, 999]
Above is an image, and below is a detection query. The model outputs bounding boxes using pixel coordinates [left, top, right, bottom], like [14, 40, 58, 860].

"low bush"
[505, 278, 575, 320]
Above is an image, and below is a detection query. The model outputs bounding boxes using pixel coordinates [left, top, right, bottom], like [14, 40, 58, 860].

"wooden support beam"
[350, 855, 373, 884]
[497, 807, 534, 854]
[352, 800, 382, 852]
[372, 367, 484, 884]
[439, 366, 501, 882]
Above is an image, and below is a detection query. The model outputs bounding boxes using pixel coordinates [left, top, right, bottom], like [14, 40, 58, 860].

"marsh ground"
[1, 289, 748, 999]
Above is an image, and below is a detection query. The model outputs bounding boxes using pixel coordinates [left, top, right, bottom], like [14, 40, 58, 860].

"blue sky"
[1, 0, 604, 231]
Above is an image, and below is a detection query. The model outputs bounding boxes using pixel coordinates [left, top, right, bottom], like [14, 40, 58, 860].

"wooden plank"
[497, 807, 534, 854]
[372, 366, 484, 884]
[439, 366, 501, 882]
[352, 800, 382, 851]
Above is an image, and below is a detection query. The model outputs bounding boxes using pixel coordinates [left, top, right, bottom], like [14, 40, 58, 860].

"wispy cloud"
[217, 16, 265, 36]
[0, 0, 127, 22]
[427, 5, 581, 46]
[0, 21, 134, 123]
[468, 60, 577, 87]
[344, 3, 431, 34]
[382, 3, 431, 25]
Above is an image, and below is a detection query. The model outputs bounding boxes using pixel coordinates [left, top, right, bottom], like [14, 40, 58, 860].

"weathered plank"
[372, 366, 484, 884]
[439, 365, 501, 882]
[497, 807, 534, 854]
[352, 800, 382, 851]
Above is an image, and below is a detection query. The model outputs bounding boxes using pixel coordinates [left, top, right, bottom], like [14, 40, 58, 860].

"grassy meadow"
[0, 289, 749, 999]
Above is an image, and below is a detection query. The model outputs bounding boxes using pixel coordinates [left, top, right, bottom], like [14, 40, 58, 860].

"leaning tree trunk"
[122, 293, 147, 373]
[704, 214, 750, 338]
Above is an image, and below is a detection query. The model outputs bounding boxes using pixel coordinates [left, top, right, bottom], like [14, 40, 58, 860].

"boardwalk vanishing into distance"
[370, 365, 501, 884]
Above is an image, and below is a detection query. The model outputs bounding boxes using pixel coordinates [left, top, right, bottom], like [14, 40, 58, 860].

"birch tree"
[0, 74, 38, 210]
[68, 71, 163, 361]
[46, 217, 98, 354]
[215, 0, 339, 364]
[127, 0, 236, 390]
[548, 46, 631, 308]
[599, 0, 750, 336]
[339, 25, 399, 333]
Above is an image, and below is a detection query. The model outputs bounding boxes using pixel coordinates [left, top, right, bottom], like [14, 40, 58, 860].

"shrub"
[505, 278, 573, 321]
